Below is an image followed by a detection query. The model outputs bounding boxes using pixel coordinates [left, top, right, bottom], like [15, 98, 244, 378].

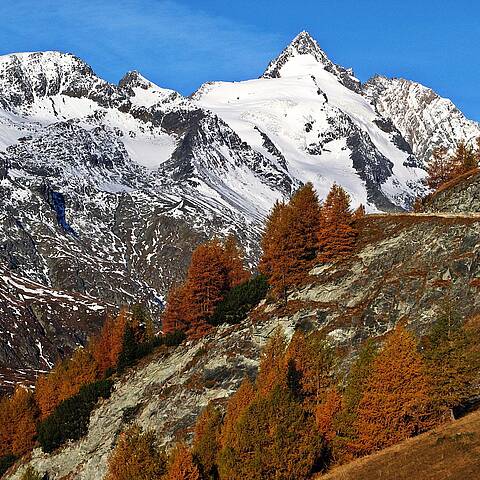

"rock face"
[422, 170, 480, 214]
[295, 214, 480, 347]
[0, 267, 108, 375]
[6, 203, 480, 479]
[0, 32, 478, 376]
[363, 76, 480, 164]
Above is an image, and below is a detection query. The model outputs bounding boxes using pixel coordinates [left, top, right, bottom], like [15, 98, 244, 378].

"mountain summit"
[262, 31, 361, 92]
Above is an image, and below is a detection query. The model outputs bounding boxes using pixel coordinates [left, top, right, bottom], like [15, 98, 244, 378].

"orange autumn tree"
[424, 146, 452, 190]
[222, 234, 251, 288]
[286, 182, 322, 271]
[333, 339, 378, 462]
[285, 330, 335, 409]
[352, 203, 366, 220]
[37, 307, 128, 419]
[183, 239, 230, 338]
[317, 183, 356, 264]
[91, 309, 128, 376]
[105, 425, 167, 480]
[219, 377, 256, 448]
[192, 403, 222, 478]
[164, 443, 201, 480]
[0, 395, 12, 456]
[162, 236, 250, 338]
[256, 328, 288, 396]
[162, 284, 189, 335]
[425, 139, 480, 190]
[354, 324, 433, 455]
[315, 387, 343, 443]
[450, 140, 478, 175]
[57, 348, 99, 400]
[0, 386, 39, 457]
[217, 385, 322, 480]
[35, 346, 99, 419]
[259, 183, 321, 299]
[258, 200, 287, 280]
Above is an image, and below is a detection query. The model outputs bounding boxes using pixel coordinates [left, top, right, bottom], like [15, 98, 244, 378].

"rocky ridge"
[363, 76, 480, 163]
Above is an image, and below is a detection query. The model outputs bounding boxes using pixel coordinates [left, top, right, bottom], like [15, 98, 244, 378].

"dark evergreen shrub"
[117, 329, 187, 372]
[160, 330, 186, 347]
[208, 275, 268, 326]
[37, 379, 113, 453]
[0, 455, 17, 476]
[117, 325, 138, 372]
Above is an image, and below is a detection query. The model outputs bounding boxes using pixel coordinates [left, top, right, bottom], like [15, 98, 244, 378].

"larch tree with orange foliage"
[222, 234, 251, 288]
[35, 347, 99, 419]
[256, 328, 288, 396]
[91, 309, 128, 376]
[424, 139, 480, 191]
[352, 203, 366, 220]
[450, 141, 478, 175]
[259, 183, 321, 299]
[354, 324, 433, 455]
[165, 443, 201, 480]
[58, 348, 99, 400]
[105, 425, 167, 480]
[219, 377, 256, 448]
[217, 385, 322, 480]
[0, 395, 13, 456]
[286, 182, 321, 269]
[36, 309, 129, 420]
[258, 200, 287, 281]
[162, 235, 250, 336]
[424, 147, 453, 190]
[285, 330, 335, 409]
[162, 284, 189, 335]
[315, 387, 343, 443]
[183, 239, 230, 338]
[0, 386, 39, 457]
[332, 339, 378, 463]
[192, 403, 222, 479]
[317, 183, 356, 264]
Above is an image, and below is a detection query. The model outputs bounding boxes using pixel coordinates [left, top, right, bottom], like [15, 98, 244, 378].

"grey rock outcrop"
[422, 171, 480, 213]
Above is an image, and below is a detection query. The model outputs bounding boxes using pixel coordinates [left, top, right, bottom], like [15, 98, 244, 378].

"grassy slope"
[319, 411, 480, 480]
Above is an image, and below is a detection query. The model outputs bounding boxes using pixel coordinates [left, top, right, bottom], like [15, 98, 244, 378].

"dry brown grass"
[318, 410, 480, 480]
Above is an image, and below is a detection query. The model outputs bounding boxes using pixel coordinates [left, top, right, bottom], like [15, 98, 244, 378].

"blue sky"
[0, 0, 479, 119]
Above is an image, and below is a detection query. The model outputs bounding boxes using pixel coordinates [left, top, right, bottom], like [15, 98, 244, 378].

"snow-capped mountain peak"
[118, 70, 183, 108]
[262, 31, 361, 92]
[363, 75, 480, 162]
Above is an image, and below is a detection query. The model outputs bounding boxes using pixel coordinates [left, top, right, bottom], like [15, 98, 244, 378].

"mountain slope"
[320, 409, 480, 480]
[363, 75, 480, 163]
[0, 32, 478, 375]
